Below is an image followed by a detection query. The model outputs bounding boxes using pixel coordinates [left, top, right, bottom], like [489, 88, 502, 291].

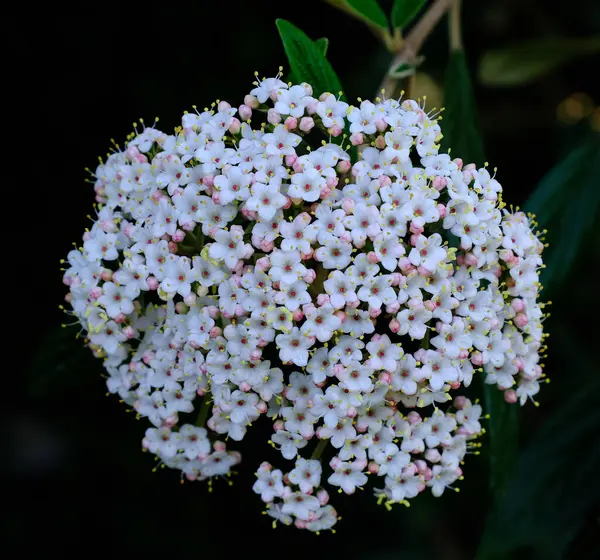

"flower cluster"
[63, 72, 547, 532]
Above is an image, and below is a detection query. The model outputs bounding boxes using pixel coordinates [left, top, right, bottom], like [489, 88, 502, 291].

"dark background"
[10, 1, 600, 557]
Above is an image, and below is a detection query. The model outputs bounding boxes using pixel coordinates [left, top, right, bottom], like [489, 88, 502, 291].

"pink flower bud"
[249, 349, 262, 362]
[389, 318, 401, 333]
[410, 221, 424, 235]
[511, 298, 525, 313]
[238, 104, 252, 121]
[267, 108, 281, 125]
[114, 313, 127, 324]
[470, 351, 483, 366]
[239, 381, 251, 392]
[376, 119, 388, 132]
[283, 196, 293, 209]
[317, 489, 329, 506]
[317, 294, 330, 306]
[325, 176, 338, 189]
[339, 231, 353, 244]
[504, 389, 518, 404]
[437, 203, 447, 217]
[345, 299, 360, 309]
[123, 326, 135, 339]
[336, 159, 351, 173]
[306, 99, 318, 114]
[101, 269, 113, 282]
[329, 456, 342, 470]
[206, 305, 219, 318]
[217, 101, 231, 112]
[369, 307, 381, 318]
[514, 357, 524, 371]
[292, 160, 304, 173]
[273, 420, 285, 431]
[378, 174, 392, 187]
[64, 293, 72, 303]
[285, 154, 297, 167]
[228, 117, 241, 134]
[294, 519, 307, 530]
[334, 310, 346, 323]
[453, 158, 464, 170]
[458, 349, 469, 359]
[171, 229, 185, 243]
[209, 326, 222, 338]
[407, 411, 422, 424]
[414, 460, 428, 475]
[328, 125, 343, 137]
[341, 198, 355, 214]
[213, 441, 227, 452]
[367, 251, 379, 264]
[319, 186, 332, 199]
[464, 252, 478, 267]
[244, 94, 259, 109]
[284, 116, 297, 130]
[203, 175, 214, 188]
[514, 312, 528, 328]
[89, 286, 102, 300]
[417, 266, 431, 276]
[350, 132, 364, 146]
[163, 416, 178, 428]
[299, 117, 314, 132]
[241, 206, 256, 220]
[303, 269, 316, 283]
[368, 461, 380, 474]
[260, 239, 274, 252]
[379, 371, 392, 384]
[432, 176, 447, 191]
[375, 135, 386, 149]
[292, 309, 304, 322]
[385, 300, 400, 314]
[425, 448, 441, 463]
[183, 292, 196, 307]
[409, 234, 421, 247]
[456, 254, 465, 266]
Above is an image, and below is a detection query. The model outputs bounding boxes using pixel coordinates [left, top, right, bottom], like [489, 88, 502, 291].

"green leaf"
[325, 0, 389, 30]
[524, 135, 600, 297]
[477, 328, 600, 559]
[484, 385, 519, 502]
[479, 36, 600, 86]
[315, 37, 329, 56]
[391, 0, 425, 30]
[440, 50, 485, 167]
[288, 36, 330, 84]
[276, 19, 344, 99]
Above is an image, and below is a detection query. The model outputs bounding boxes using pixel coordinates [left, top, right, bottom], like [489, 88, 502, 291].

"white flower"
[328, 462, 368, 494]
[276, 327, 313, 367]
[253, 464, 285, 502]
[246, 182, 287, 220]
[289, 458, 322, 493]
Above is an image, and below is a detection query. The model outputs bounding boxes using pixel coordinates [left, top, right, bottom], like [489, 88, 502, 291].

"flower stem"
[311, 437, 329, 460]
[448, 0, 463, 52]
[195, 394, 212, 427]
[378, 0, 457, 97]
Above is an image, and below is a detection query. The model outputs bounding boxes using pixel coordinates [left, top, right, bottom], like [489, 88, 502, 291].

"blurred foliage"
[479, 37, 600, 87]
[391, 0, 426, 30]
[18, 0, 600, 556]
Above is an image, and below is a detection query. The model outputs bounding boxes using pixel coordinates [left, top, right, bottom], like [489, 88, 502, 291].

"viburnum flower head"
[63, 69, 548, 534]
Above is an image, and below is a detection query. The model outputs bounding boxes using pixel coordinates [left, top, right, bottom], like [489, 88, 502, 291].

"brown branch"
[378, 0, 458, 98]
